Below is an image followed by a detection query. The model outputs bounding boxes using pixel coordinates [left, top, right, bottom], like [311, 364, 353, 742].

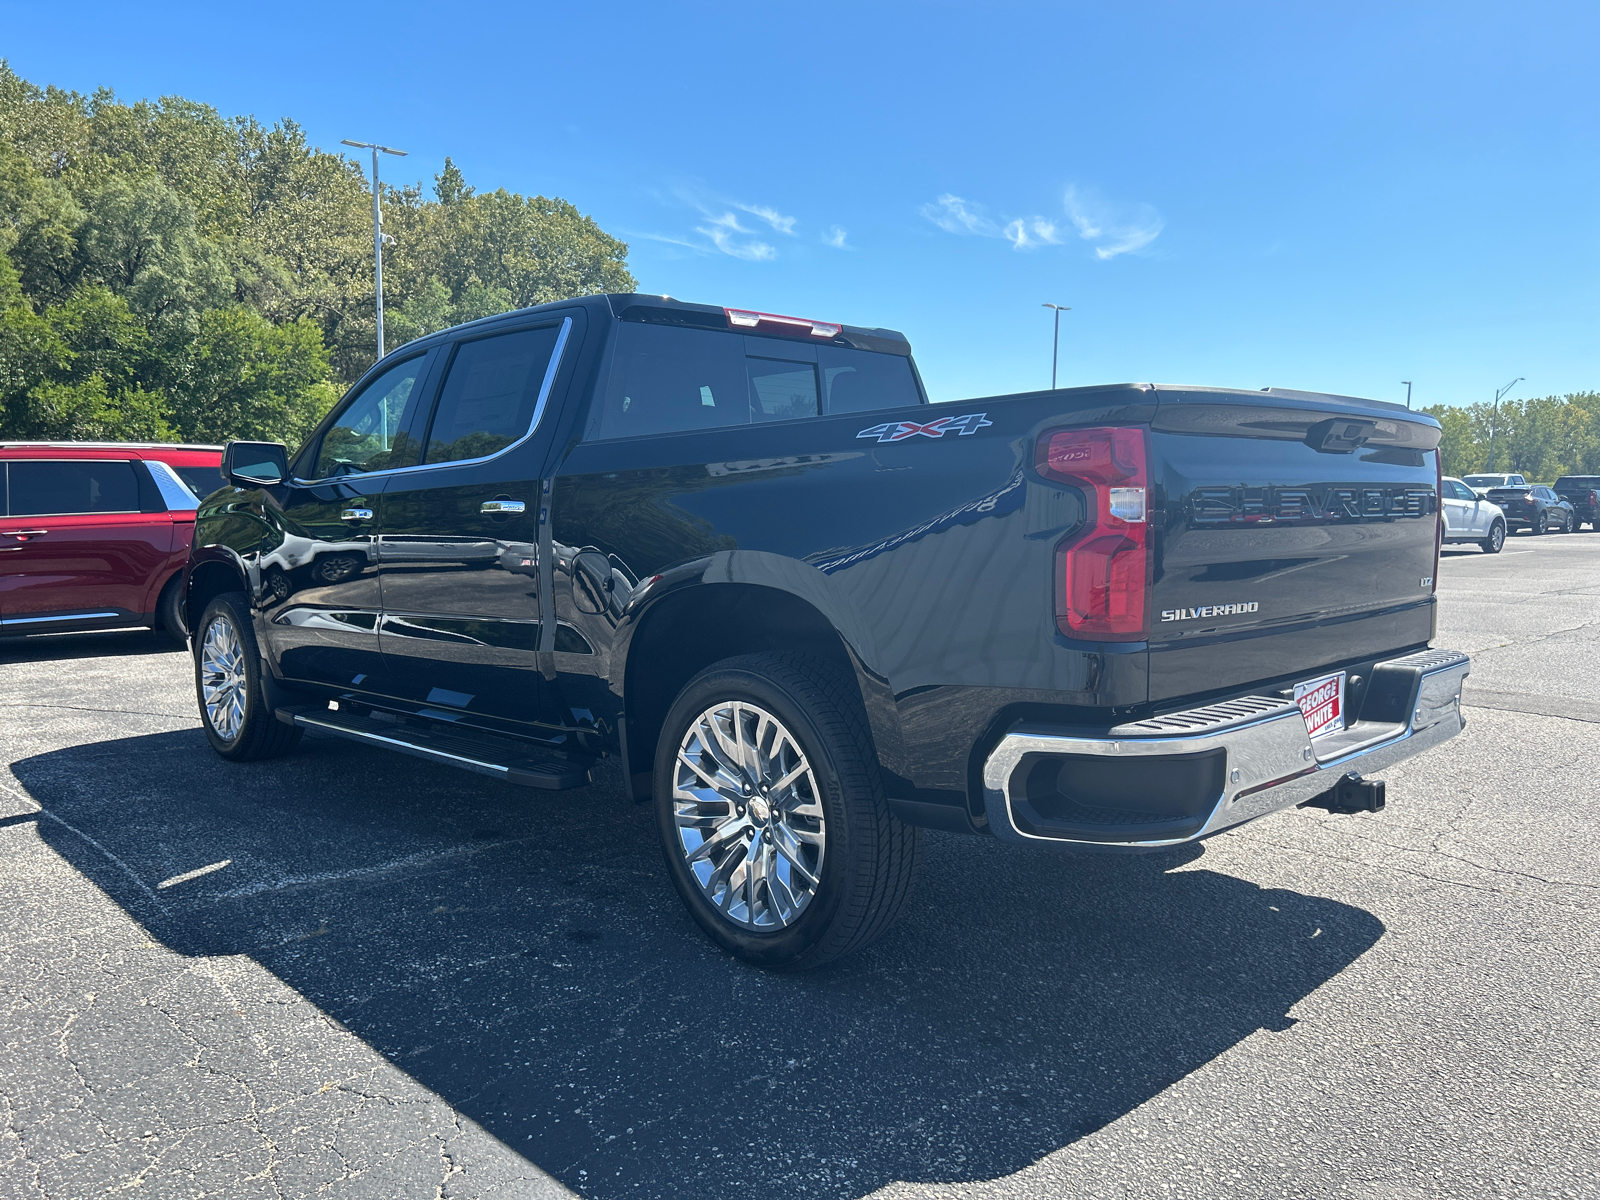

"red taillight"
[1590, 490, 1598, 509]
[724, 308, 842, 339]
[1037, 426, 1149, 641]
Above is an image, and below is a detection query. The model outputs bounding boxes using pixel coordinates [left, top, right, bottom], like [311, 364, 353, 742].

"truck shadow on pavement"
[13, 727, 1384, 1199]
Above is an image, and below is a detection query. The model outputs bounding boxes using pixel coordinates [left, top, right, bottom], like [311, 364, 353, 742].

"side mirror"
[224, 440, 289, 487]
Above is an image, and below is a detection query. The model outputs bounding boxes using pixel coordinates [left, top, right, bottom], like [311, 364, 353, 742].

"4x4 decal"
[856, 412, 993, 443]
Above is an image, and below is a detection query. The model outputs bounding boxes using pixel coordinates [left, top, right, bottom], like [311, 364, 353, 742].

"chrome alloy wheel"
[199, 613, 247, 742]
[672, 701, 826, 930]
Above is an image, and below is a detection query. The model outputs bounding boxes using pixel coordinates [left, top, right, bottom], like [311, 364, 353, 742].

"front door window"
[314, 355, 429, 479]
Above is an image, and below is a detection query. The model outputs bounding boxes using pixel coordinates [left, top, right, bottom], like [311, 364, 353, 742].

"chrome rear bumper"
[982, 648, 1470, 848]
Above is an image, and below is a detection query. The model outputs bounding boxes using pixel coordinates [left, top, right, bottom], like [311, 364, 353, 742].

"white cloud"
[922, 187, 1162, 258]
[922, 193, 999, 237]
[638, 185, 839, 261]
[694, 212, 777, 261]
[922, 194, 1060, 252]
[1004, 217, 1062, 250]
[628, 230, 706, 252]
[1063, 185, 1164, 259]
[735, 203, 798, 236]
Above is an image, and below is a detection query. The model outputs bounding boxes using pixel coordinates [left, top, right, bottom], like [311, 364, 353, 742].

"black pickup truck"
[185, 294, 1470, 967]
[1553, 476, 1599, 530]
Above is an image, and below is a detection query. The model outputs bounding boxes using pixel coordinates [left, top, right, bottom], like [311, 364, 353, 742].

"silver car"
[1442, 475, 1507, 553]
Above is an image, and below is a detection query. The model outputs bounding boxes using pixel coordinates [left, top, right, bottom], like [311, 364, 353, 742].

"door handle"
[2, 529, 49, 541]
[340, 508, 374, 522]
[480, 499, 526, 515]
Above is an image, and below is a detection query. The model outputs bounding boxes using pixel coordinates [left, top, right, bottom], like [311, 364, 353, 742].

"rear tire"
[194, 592, 302, 761]
[653, 653, 920, 969]
[1480, 521, 1505, 554]
[155, 574, 187, 646]
[1533, 513, 1547, 535]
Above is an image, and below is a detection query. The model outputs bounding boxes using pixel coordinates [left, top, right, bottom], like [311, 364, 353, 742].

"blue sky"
[3, 1, 1595, 405]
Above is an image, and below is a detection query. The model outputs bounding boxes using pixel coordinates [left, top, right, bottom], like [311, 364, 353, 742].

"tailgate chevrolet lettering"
[1189, 484, 1435, 524]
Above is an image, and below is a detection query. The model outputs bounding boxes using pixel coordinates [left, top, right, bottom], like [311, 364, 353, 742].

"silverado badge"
[1160, 602, 1260, 622]
[856, 413, 993, 442]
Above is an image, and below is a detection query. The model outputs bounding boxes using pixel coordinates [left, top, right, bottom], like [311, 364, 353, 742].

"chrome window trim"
[290, 317, 573, 488]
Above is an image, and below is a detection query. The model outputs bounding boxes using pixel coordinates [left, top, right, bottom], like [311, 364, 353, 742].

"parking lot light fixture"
[342, 139, 408, 361]
[1488, 376, 1525, 470]
[1042, 303, 1070, 389]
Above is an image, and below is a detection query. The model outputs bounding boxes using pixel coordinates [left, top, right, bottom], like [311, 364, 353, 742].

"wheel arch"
[186, 553, 249, 632]
[614, 577, 901, 802]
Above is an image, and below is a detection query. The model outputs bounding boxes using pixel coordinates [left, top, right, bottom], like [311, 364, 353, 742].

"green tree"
[1429, 404, 1477, 476]
[167, 307, 338, 444]
[0, 60, 636, 449]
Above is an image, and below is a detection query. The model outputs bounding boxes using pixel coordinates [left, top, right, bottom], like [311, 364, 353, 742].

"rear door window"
[422, 324, 565, 465]
[172, 463, 226, 500]
[5, 460, 140, 516]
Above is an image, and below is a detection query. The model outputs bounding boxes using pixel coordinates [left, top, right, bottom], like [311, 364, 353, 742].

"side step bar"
[279, 706, 592, 790]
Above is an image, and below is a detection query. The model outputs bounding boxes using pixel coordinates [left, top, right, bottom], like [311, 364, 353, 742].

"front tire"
[654, 654, 920, 969]
[194, 592, 302, 761]
[1480, 521, 1505, 554]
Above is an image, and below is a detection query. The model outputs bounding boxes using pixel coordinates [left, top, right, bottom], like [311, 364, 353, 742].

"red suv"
[0, 442, 224, 642]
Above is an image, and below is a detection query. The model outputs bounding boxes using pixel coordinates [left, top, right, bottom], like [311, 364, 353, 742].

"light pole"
[1401, 380, 1412, 409]
[1487, 376, 1524, 470]
[1042, 303, 1070, 389]
[341, 139, 408, 361]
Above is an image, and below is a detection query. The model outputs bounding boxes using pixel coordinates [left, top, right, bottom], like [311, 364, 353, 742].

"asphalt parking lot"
[3, 532, 1598, 1200]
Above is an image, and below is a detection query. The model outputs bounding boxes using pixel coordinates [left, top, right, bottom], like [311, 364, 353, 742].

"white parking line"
[158, 859, 233, 889]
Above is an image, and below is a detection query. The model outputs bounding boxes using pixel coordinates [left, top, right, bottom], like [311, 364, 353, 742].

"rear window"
[171, 463, 226, 500]
[818, 344, 921, 414]
[590, 323, 922, 441]
[5, 459, 141, 516]
[1555, 477, 1600, 488]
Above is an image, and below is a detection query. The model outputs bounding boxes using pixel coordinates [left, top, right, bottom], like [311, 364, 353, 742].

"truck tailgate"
[1148, 386, 1440, 704]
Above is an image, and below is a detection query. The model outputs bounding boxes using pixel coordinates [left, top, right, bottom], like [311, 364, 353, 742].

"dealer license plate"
[1294, 671, 1346, 740]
